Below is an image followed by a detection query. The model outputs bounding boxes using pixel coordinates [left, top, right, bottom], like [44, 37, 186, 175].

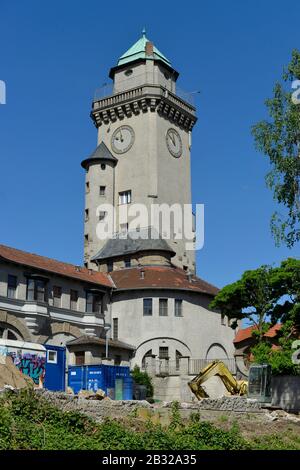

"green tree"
[209, 259, 300, 342]
[252, 49, 300, 247]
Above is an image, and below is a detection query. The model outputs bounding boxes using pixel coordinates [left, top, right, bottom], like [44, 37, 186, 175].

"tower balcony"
[91, 83, 197, 131]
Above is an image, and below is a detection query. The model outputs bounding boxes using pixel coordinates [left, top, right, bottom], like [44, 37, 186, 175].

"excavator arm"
[188, 360, 248, 400]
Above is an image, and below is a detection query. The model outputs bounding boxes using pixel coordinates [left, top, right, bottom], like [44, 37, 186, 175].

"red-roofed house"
[234, 323, 282, 354]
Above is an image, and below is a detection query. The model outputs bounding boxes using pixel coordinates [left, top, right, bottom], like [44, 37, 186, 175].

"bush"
[131, 365, 153, 397]
[0, 389, 299, 450]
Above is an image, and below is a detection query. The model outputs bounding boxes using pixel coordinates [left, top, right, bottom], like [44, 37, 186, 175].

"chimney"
[75, 265, 81, 272]
[145, 41, 154, 57]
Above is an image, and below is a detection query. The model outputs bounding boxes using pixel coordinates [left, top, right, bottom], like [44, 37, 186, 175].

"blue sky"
[0, 0, 299, 288]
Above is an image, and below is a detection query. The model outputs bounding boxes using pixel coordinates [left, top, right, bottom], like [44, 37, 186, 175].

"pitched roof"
[81, 142, 118, 169]
[92, 228, 175, 261]
[118, 30, 171, 67]
[67, 335, 135, 351]
[110, 265, 219, 296]
[0, 244, 113, 288]
[234, 324, 282, 344]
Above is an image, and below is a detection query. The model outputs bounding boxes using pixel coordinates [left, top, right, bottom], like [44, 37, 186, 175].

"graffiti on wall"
[8, 351, 46, 386]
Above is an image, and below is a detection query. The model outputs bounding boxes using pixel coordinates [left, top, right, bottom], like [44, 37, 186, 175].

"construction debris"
[0, 355, 34, 389]
[78, 388, 106, 400]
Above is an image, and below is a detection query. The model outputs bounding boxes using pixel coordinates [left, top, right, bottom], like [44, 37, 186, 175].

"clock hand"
[169, 133, 175, 146]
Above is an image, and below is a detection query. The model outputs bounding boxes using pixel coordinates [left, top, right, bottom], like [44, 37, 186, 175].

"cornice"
[91, 85, 197, 131]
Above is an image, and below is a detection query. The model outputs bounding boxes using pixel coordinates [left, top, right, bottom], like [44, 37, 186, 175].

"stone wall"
[33, 391, 263, 425]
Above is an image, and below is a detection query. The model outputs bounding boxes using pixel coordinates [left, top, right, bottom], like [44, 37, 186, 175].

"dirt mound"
[0, 355, 34, 389]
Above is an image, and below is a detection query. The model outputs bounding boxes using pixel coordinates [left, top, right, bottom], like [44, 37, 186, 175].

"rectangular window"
[159, 347, 169, 359]
[53, 286, 62, 308]
[107, 260, 113, 272]
[36, 280, 46, 302]
[70, 289, 78, 311]
[143, 298, 153, 316]
[26, 278, 46, 302]
[119, 190, 132, 205]
[120, 223, 128, 233]
[7, 275, 17, 299]
[99, 211, 107, 221]
[27, 278, 35, 301]
[86, 292, 93, 312]
[47, 350, 57, 364]
[176, 350, 182, 370]
[221, 314, 226, 326]
[75, 351, 85, 365]
[99, 186, 106, 196]
[159, 298, 168, 316]
[174, 299, 183, 317]
[85, 209, 89, 221]
[86, 292, 102, 313]
[124, 257, 131, 268]
[84, 234, 89, 246]
[113, 318, 118, 340]
[114, 355, 121, 366]
[85, 181, 90, 193]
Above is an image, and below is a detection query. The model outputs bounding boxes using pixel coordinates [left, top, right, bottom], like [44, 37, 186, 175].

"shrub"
[131, 365, 153, 397]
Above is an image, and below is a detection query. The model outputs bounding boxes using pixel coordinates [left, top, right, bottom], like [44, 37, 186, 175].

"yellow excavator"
[188, 360, 248, 400]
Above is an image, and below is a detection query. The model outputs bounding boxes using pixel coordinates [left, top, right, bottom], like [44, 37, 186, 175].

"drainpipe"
[104, 288, 113, 359]
[105, 325, 111, 359]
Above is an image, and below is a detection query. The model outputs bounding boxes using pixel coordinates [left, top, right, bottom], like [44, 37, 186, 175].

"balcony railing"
[93, 81, 197, 108]
[142, 357, 237, 377]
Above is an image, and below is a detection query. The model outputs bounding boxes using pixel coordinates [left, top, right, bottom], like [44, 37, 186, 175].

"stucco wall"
[111, 289, 236, 366]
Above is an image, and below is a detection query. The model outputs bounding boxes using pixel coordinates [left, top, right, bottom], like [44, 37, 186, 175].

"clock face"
[166, 128, 182, 158]
[111, 125, 135, 154]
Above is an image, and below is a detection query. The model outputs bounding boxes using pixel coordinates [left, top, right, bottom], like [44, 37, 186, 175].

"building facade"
[0, 32, 237, 389]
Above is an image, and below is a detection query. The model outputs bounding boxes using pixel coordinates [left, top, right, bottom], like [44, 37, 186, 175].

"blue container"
[123, 376, 133, 400]
[44, 345, 66, 392]
[68, 364, 131, 398]
[68, 366, 85, 394]
[86, 365, 105, 392]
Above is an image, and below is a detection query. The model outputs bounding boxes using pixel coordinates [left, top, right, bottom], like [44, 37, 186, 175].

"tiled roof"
[81, 142, 118, 170]
[110, 266, 219, 296]
[0, 244, 113, 288]
[67, 335, 135, 351]
[234, 324, 282, 343]
[92, 228, 175, 261]
[265, 323, 282, 338]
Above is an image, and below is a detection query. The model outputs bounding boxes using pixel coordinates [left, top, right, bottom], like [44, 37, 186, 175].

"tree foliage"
[131, 365, 153, 398]
[251, 321, 299, 375]
[210, 258, 300, 374]
[252, 49, 300, 247]
[209, 258, 300, 340]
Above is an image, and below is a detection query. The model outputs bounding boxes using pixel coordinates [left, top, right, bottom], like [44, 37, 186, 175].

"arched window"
[0, 322, 23, 341]
[142, 349, 152, 369]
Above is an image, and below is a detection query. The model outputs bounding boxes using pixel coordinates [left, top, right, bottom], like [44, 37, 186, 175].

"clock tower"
[82, 31, 197, 273]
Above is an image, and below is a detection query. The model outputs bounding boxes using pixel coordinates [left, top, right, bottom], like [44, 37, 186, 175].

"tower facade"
[82, 32, 197, 273]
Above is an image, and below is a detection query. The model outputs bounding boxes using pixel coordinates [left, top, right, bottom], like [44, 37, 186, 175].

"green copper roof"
[118, 29, 171, 67]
